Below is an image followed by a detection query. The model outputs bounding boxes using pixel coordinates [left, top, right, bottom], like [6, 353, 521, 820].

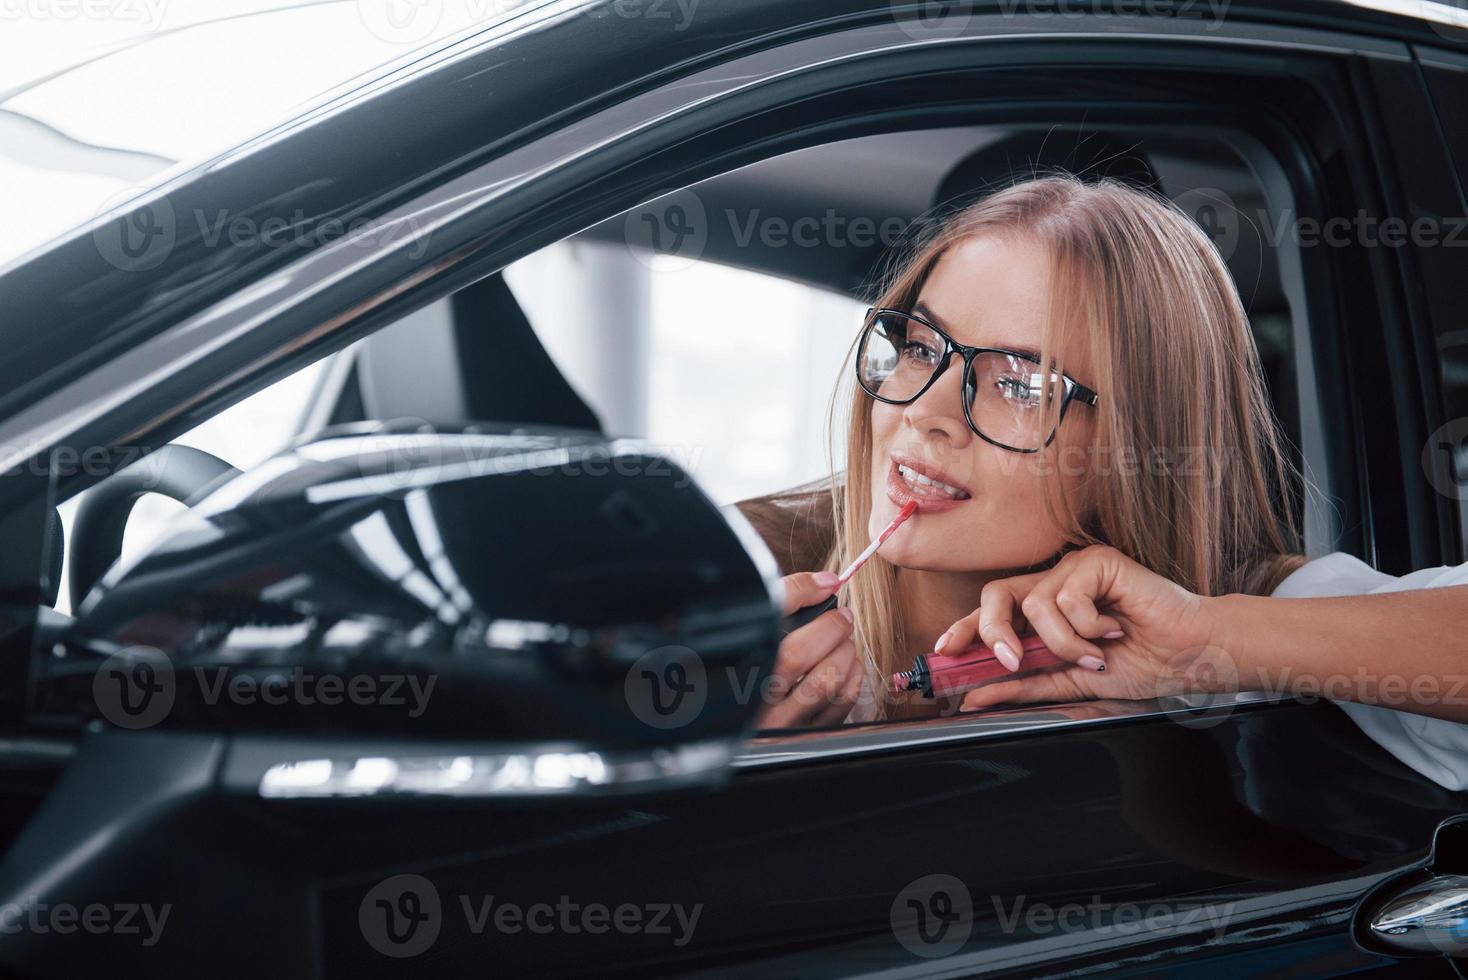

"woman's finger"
[770, 607, 853, 698]
[783, 640, 858, 728]
[976, 578, 1033, 672]
[779, 570, 841, 616]
[934, 607, 983, 657]
[792, 638, 857, 705]
[959, 665, 1090, 712]
[937, 571, 1044, 659]
[1051, 552, 1125, 639]
[808, 644, 864, 727]
[1020, 571, 1107, 668]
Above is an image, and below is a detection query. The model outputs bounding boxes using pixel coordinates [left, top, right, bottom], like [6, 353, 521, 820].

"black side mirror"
[40, 422, 783, 798]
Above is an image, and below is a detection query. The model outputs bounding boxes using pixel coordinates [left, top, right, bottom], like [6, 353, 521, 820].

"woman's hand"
[939, 545, 1237, 712]
[757, 571, 864, 729]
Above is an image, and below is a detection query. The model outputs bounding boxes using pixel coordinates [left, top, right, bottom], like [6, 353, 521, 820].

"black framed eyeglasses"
[856, 307, 1100, 453]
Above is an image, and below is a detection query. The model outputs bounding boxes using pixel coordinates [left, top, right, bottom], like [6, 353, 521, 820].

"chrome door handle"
[1367, 873, 1468, 956]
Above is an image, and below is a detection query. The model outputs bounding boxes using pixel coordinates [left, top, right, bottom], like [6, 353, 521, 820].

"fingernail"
[1102, 630, 1124, 640]
[994, 642, 1020, 672]
[837, 606, 855, 624]
[1078, 655, 1107, 672]
[934, 631, 951, 654]
[813, 571, 840, 588]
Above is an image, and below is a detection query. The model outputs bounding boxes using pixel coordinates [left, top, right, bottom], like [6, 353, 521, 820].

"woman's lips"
[885, 459, 970, 513]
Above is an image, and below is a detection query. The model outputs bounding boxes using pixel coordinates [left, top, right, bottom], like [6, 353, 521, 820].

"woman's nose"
[902, 360, 973, 445]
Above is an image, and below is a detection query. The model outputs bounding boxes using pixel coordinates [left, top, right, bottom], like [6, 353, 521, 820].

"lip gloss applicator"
[781, 500, 918, 634]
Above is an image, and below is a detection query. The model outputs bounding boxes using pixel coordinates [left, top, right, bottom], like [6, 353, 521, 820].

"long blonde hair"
[739, 174, 1303, 718]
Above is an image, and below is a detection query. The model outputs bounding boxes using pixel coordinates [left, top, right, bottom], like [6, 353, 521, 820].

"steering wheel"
[68, 445, 240, 604]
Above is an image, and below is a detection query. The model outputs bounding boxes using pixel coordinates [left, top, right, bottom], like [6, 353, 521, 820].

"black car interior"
[316, 124, 1305, 521]
[52, 123, 1311, 638]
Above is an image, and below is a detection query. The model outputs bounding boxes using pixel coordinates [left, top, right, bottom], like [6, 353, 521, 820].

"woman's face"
[868, 234, 1097, 573]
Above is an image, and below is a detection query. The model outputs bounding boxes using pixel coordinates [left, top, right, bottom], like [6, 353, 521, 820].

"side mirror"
[40, 422, 783, 797]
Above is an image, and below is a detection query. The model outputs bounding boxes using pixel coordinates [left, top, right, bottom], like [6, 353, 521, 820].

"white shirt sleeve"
[1270, 552, 1468, 790]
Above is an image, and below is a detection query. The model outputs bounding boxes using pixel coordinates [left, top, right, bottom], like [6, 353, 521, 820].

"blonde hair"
[740, 174, 1303, 718]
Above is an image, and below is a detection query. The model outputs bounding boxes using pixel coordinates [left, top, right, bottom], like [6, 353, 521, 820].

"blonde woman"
[738, 175, 1468, 788]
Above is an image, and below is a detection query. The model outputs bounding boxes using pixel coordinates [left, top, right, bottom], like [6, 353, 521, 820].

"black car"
[2, 1, 1468, 976]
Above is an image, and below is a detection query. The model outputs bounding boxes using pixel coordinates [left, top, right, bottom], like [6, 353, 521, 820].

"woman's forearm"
[1210, 586, 1468, 723]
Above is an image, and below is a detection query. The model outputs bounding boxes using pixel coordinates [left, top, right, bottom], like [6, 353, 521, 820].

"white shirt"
[1272, 551, 1468, 790]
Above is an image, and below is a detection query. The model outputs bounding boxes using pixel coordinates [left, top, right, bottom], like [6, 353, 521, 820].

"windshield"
[0, 0, 493, 268]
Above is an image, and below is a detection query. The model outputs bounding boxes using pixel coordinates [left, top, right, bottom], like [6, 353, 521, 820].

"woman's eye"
[900, 341, 940, 365]
[996, 375, 1042, 406]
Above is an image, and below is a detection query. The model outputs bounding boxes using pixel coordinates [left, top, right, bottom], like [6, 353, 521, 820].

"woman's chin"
[876, 537, 937, 571]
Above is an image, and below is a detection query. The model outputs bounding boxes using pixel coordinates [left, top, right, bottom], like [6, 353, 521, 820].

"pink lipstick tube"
[890, 635, 1065, 699]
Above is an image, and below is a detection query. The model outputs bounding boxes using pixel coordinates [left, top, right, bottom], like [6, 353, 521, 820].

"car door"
[2, 3, 1467, 977]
